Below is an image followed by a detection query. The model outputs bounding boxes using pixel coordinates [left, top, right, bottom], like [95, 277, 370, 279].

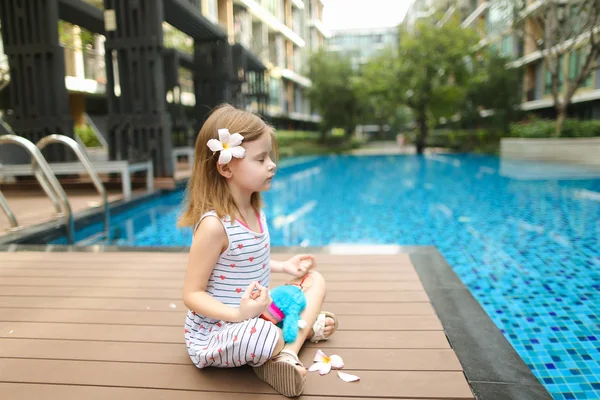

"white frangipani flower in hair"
[207, 128, 245, 165]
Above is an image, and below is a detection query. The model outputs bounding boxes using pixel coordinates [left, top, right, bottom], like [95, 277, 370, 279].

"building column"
[193, 39, 235, 129]
[103, 0, 174, 177]
[0, 0, 73, 162]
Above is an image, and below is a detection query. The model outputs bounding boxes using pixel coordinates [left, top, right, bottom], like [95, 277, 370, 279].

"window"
[569, 48, 593, 88]
[269, 77, 280, 108]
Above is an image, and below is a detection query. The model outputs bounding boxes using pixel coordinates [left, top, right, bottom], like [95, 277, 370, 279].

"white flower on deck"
[207, 128, 246, 165]
[309, 349, 345, 375]
[308, 349, 360, 382]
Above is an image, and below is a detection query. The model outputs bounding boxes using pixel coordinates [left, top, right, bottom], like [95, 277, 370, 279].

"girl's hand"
[282, 254, 316, 278]
[236, 281, 272, 321]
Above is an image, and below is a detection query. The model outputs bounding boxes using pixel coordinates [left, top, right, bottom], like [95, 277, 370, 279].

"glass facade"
[326, 27, 398, 69]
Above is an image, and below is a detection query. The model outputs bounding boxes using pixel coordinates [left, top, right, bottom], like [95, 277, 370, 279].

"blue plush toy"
[259, 285, 307, 343]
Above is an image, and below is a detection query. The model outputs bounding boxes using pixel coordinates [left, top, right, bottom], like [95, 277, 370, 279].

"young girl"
[179, 104, 338, 397]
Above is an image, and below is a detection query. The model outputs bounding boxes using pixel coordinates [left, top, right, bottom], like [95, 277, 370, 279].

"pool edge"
[409, 249, 553, 400]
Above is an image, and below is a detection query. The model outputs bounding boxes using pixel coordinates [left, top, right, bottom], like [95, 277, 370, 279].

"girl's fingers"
[299, 254, 315, 270]
[244, 281, 259, 298]
[259, 286, 269, 301]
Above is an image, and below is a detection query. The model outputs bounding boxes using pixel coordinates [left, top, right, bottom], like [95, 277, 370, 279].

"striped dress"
[184, 210, 280, 369]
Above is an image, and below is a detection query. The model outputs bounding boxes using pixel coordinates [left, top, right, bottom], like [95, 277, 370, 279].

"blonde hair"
[178, 104, 278, 227]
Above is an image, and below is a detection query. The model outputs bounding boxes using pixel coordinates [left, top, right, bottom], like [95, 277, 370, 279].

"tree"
[307, 50, 363, 140]
[461, 52, 523, 133]
[511, 0, 600, 135]
[355, 48, 406, 138]
[397, 17, 479, 154]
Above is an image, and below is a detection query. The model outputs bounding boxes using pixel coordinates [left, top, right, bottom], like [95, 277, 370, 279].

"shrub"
[509, 119, 600, 138]
[74, 124, 101, 147]
[405, 129, 502, 154]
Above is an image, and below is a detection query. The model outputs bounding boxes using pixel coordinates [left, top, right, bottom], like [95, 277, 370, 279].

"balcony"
[234, 0, 305, 47]
[461, 1, 489, 28]
[308, 19, 331, 38]
[290, 0, 304, 9]
[64, 47, 106, 94]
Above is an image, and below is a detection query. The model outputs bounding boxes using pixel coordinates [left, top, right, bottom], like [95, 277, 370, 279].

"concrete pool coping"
[0, 244, 552, 399]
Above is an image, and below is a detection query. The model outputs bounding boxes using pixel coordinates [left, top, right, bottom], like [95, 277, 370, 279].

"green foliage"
[460, 52, 523, 133]
[58, 21, 95, 50]
[75, 124, 101, 147]
[398, 18, 479, 118]
[163, 23, 193, 55]
[307, 50, 363, 138]
[396, 17, 480, 152]
[274, 130, 320, 147]
[509, 119, 600, 138]
[355, 48, 407, 132]
[273, 130, 361, 158]
[407, 129, 503, 154]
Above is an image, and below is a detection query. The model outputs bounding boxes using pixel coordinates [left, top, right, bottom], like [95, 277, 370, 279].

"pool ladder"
[0, 132, 111, 244]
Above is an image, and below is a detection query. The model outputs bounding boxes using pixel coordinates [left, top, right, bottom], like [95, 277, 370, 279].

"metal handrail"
[0, 134, 75, 243]
[35, 134, 110, 241]
[0, 189, 18, 229]
[0, 120, 62, 213]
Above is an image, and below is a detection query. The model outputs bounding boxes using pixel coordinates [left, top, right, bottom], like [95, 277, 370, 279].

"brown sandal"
[253, 349, 306, 397]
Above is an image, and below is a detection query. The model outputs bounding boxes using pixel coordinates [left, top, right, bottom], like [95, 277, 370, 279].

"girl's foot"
[307, 311, 338, 343]
[253, 349, 306, 398]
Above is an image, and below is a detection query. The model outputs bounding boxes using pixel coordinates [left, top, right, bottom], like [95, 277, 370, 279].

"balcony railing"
[64, 47, 106, 86]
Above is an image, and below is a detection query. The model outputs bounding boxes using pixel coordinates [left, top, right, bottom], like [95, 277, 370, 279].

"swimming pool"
[52, 154, 599, 399]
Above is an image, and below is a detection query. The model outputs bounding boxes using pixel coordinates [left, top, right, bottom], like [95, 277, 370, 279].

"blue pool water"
[53, 154, 599, 399]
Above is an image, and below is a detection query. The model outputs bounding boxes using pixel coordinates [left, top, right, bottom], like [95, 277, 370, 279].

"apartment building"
[0, 0, 327, 178]
[326, 26, 398, 69]
[404, 0, 600, 119]
[226, 0, 327, 125]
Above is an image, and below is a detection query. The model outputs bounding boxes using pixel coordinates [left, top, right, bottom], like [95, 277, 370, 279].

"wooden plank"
[0, 286, 186, 300]
[304, 370, 472, 399]
[0, 277, 424, 291]
[0, 249, 410, 264]
[0, 309, 442, 330]
[0, 253, 413, 264]
[0, 358, 473, 398]
[0, 262, 416, 273]
[0, 269, 420, 282]
[0, 297, 435, 315]
[0, 383, 428, 400]
[0, 338, 462, 371]
[0, 322, 450, 348]
[0, 287, 430, 302]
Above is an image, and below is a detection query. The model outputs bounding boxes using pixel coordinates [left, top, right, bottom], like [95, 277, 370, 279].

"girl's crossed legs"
[253, 271, 337, 397]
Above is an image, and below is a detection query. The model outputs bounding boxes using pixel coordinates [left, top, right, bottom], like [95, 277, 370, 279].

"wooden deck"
[0, 186, 130, 233]
[0, 251, 474, 399]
